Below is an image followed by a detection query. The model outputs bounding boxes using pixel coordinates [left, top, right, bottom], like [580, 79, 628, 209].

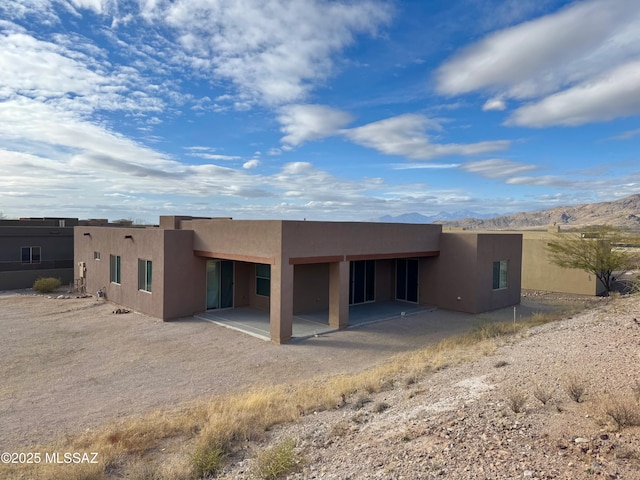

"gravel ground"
[216, 293, 640, 480]
[0, 289, 579, 451]
[2, 289, 637, 480]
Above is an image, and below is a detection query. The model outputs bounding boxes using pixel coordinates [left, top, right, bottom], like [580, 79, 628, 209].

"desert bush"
[602, 395, 640, 429]
[251, 438, 302, 480]
[564, 374, 587, 403]
[532, 384, 553, 405]
[494, 360, 509, 368]
[33, 276, 61, 293]
[506, 389, 527, 413]
[191, 442, 226, 478]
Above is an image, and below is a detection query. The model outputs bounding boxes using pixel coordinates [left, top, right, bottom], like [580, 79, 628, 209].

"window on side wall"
[94, 251, 101, 260]
[492, 260, 508, 290]
[110, 254, 121, 284]
[138, 259, 152, 292]
[21, 246, 41, 264]
[255, 263, 270, 297]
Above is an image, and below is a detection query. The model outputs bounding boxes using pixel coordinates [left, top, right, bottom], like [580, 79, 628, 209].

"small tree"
[546, 225, 638, 295]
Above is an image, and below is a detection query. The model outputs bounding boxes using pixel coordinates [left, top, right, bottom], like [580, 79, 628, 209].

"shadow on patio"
[194, 301, 436, 341]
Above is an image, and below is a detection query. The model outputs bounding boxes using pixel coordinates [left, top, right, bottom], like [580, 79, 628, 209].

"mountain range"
[374, 194, 640, 230]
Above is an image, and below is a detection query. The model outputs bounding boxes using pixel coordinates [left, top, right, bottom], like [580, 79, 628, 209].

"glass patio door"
[396, 258, 419, 303]
[206, 260, 234, 309]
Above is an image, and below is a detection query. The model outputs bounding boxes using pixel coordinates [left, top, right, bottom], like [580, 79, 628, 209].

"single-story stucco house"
[74, 216, 522, 343]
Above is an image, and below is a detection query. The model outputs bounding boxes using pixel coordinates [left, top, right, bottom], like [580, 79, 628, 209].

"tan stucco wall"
[424, 232, 522, 313]
[185, 219, 282, 263]
[281, 221, 441, 260]
[521, 232, 604, 295]
[293, 263, 329, 314]
[75, 226, 197, 319]
[375, 259, 395, 302]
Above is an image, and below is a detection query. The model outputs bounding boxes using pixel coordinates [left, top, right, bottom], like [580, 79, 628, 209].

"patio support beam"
[329, 260, 349, 329]
[270, 261, 294, 343]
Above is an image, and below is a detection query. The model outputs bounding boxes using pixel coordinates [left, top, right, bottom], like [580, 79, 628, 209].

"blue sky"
[1, 0, 640, 222]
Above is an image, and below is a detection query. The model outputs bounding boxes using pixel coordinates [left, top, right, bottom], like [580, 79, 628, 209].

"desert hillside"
[437, 194, 640, 230]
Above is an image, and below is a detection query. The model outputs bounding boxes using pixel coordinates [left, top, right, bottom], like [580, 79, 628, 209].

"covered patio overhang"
[194, 301, 436, 341]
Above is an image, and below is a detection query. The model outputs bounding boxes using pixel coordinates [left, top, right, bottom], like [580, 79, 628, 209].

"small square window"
[94, 251, 101, 260]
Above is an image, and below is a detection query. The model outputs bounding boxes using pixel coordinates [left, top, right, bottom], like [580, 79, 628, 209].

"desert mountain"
[398, 194, 640, 231]
[437, 193, 640, 230]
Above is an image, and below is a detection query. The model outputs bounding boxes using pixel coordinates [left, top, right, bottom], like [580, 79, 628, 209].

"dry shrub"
[564, 374, 587, 403]
[532, 384, 553, 405]
[506, 389, 527, 413]
[600, 394, 640, 430]
[33, 277, 61, 293]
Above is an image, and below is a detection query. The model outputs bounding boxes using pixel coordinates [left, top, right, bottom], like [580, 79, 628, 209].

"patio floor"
[195, 301, 435, 341]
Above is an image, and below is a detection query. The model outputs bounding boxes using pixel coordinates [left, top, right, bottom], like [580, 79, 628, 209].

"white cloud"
[507, 60, 640, 127]
[150, 0, 392, 106]
[391, 163, 460, 170]
[436, 0, 640, 126]
[344, 114, 510, 160]
[462, 159, 538, 178]
[482, 97, 506, 111]
[243, 159, 260, 169]
[278, 104, 353, 147]
[506, 175, 567, 186]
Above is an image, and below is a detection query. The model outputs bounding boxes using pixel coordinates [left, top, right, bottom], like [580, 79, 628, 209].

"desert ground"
[1, 290, 638, 479]
[1, 289, 590, 450]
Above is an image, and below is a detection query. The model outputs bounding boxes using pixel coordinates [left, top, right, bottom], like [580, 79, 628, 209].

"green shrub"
[191, 442, 226, 478]
[252, 438, 302, 480]
[33, 277, 61, 294]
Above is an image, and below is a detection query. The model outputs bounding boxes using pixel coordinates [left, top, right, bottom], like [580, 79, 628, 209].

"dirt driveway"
[0, 291, 594, 450]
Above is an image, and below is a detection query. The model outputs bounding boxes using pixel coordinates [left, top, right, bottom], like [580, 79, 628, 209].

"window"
[138, 259, 152, 292]
[255, 263, 271, 297]
[492, 260, 508, 290]
[21, 246, 41, 264]
[110, 254, 121, 284]
[94, 251, 101, 260]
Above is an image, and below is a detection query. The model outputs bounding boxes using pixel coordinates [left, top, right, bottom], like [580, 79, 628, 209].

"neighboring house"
[0, 217, 78, 290]
[521, 228, 606, 295]
[75, 216, 522, 343]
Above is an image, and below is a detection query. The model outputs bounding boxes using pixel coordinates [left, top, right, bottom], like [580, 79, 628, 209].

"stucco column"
[270, 260, 293, 343]
[329, 260, 349, 329]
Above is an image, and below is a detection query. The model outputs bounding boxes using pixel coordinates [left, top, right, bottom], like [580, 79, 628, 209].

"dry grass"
[564, 374, 588, 403]
[506, 388, 527, 413]
[599, 394, 640, 430]
[532, 384, 553, 405]
[0, 311, 563, 480]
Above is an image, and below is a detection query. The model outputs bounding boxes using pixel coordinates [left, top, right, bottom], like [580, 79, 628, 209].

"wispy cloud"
[610, 128, 640, 141]
[436, 0, 640, 127]
[462, 159, 538, 178]
[344, 114, 510, 160]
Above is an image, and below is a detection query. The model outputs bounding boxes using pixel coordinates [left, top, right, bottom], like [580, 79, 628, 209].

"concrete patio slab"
[195, 301, 436, 341]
